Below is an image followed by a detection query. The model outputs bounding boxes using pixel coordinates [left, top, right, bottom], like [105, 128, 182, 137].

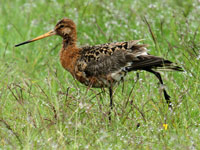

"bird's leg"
[109, 87, 113, 110]
[145, 69, 172, 108]
[108, 87, 113, 121]
[136, 72, 140, 81]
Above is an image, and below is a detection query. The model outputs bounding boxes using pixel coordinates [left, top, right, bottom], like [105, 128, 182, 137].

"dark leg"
[108, 87, 113, 121]
[145, 69, 172, 108]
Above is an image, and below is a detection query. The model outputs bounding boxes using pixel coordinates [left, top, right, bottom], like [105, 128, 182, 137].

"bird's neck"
[62, 34, 77, 48]
[60, 38, 80, 76]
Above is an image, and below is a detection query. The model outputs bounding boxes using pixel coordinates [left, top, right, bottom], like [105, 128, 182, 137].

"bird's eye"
[59, 25, 64, 28]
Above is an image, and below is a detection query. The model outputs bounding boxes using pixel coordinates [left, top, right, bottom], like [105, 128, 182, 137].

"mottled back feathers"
[77, 40, 148, 76]
[80, 40, 148, 62]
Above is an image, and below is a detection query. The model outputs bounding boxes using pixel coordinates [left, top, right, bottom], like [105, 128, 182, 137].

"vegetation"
[0, 0, 199, 149]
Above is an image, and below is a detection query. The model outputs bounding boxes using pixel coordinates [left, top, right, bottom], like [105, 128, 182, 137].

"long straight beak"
[15, 30, 56, 47]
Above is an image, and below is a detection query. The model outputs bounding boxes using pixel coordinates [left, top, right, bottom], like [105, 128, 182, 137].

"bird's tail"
[130, 55, 183, 72]
[154, 64, 183, 71]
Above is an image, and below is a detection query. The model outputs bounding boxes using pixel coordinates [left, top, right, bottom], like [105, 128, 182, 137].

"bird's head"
[15, 18, 76, 47]
[55, 18, 76, 38]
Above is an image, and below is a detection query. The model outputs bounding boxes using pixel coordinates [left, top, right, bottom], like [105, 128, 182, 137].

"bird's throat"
[62, 33, 77, 48]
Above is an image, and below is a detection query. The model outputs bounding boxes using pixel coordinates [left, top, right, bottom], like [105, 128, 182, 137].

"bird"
[15, 18, 183, 120]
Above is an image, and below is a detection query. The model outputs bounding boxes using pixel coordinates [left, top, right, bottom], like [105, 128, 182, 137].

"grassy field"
[0, 0, 200, 149]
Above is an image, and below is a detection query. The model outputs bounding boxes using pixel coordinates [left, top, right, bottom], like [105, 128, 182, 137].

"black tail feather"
[130, 55, 183, 72]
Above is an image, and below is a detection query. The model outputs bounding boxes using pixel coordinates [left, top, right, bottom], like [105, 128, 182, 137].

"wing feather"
[78, 40, 147, 77]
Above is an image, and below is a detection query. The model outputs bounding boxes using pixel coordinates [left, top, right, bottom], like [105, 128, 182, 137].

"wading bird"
[15, 18, 183, 120]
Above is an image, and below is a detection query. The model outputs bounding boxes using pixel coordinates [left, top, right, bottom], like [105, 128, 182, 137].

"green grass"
[0, 0, 200, 149]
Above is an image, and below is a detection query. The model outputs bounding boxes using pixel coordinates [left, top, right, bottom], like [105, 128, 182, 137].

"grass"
[0, 0, 200, 149]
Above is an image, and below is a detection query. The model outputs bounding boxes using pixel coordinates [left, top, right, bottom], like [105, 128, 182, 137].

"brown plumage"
[15, 18, 183, 120]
